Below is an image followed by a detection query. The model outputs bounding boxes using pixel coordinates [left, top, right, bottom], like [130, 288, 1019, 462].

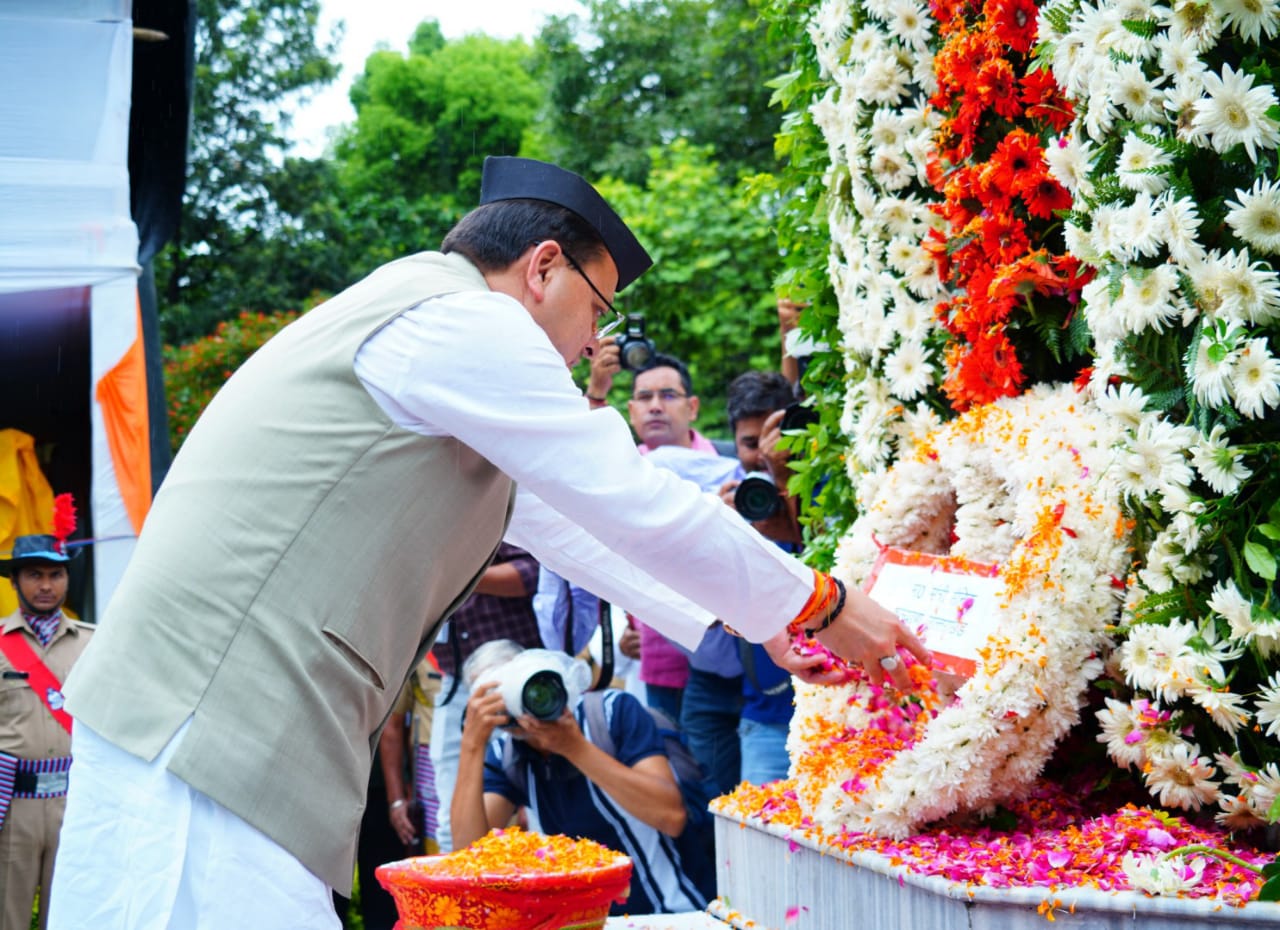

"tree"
[334, 29, 542, 207]
[530, 0, 782, 186]
[156, 0, 340, 344]
[586, 140, 783, 433]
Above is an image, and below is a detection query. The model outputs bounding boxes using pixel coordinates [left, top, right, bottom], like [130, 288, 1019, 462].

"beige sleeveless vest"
[64, 251, 514, 893]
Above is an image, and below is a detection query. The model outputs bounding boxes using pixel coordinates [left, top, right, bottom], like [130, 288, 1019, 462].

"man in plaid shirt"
[425, 542, 540, 851]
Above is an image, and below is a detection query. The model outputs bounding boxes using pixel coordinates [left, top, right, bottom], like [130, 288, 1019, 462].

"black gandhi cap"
[479, 156, 653, 291]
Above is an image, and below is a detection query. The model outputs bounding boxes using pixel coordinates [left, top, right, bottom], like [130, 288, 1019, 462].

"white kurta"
[354, 288, 814, 649]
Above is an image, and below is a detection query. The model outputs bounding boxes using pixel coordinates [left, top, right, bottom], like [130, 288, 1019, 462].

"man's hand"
[515, 708, 588, 758]
[619, 622, 642, 660]
[758, 408, 791, 482]
[587, 334, 620, 402]
[461, 682, 512, 752]
[761, 629, 849, 686]
[389, 799, 417, 846]
[814, 587, 931, 691]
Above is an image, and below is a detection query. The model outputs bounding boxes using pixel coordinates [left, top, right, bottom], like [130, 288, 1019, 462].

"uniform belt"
[13, 769, 69, 797]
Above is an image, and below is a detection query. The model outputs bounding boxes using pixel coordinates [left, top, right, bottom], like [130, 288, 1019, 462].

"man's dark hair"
[726, 370, 797, 429]
[441, 199, 607, 273]
[636, 353, 694, 395]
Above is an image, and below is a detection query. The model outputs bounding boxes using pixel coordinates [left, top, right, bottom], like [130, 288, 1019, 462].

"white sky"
[286, 0, 586, 158]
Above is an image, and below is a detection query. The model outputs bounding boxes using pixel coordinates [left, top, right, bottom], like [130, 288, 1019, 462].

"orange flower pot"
[376, 846, 633, 930]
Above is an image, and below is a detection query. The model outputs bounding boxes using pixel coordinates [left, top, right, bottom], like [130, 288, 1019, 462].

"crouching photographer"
[450, 640, 711, 916]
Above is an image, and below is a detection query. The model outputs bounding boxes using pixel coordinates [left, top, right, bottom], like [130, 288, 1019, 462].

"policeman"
[0, 534, 91, 930]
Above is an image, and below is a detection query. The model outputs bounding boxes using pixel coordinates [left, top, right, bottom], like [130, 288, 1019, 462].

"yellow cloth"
[0, 429, 55, 616]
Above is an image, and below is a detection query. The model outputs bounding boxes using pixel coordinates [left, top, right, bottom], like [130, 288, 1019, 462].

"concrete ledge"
[714, 811, 1280, 929]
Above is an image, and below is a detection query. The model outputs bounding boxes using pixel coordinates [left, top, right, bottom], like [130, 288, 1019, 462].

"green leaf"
[1244, 541, 1278, 582]
[1259, 524, 1280, 542]
[1260, 879, 1280, 902]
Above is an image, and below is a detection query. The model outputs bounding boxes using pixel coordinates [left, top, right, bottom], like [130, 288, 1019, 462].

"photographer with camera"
[451, 640, 708, 915]
[716, 371, 832, 784]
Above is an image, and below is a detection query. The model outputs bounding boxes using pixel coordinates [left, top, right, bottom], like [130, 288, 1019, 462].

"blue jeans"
[645, 683, 684, 724]
[679, 669, 743, 796]
[738, 717, 790, 785]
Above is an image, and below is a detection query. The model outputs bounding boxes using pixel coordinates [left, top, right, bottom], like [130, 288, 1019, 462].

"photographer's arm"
[519, 715, 687, 837]
[756, 408, 803, 545]
[379, 707, 417, 846]
[450, 684, 517, 849]
[585, 335, 619, 408]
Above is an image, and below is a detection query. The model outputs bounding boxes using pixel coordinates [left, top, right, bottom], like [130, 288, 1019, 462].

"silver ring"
[878, 654, 900, 672]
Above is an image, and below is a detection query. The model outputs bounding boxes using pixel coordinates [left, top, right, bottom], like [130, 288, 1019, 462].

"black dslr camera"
[732, 403, 818, 521]
[615, 314, 656, 372]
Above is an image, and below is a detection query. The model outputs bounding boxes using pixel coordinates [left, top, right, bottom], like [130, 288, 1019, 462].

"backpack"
[499, 691, 718, 903]
[580, 691, 718, 903]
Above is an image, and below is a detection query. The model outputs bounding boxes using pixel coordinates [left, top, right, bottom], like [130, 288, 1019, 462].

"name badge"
[33, 771, 69, 795]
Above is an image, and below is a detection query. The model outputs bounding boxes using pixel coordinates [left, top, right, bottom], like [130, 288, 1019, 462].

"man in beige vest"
[48, 157, 928, 929]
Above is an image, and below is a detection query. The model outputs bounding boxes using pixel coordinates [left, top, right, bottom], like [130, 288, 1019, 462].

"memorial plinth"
[712, 811, 1280, 929]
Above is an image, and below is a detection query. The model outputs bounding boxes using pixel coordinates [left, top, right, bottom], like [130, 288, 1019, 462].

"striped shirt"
[484, 690, 705, 915]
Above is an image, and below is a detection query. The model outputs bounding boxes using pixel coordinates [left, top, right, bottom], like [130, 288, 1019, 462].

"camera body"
[778, 401, 819, 433]
[734, 472, 783, 522]
[615, 314, 656, 372]
[483, 649, 591, 723]
[732, 403, 815, 522]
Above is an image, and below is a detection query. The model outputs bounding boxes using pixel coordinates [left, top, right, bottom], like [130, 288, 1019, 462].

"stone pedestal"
[713, 811, 1280, 929]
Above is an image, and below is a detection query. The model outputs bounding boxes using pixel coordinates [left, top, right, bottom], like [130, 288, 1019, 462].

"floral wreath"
[789, 383, 1133, 837]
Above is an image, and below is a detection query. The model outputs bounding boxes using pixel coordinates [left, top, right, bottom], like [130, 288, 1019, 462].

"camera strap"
[592, 599, 613, 690]
[557, 577, 612, 689]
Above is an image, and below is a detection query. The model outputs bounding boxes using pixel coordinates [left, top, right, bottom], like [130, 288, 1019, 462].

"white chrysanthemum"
[1096, 381, 1150, 428]
[1253, 671, 1280, 738]
[1144, 741, 1220, 810]
[1231, 337, 1280, 418]
[1109, 60, 1167, 123]
[1190, 425, 1252, 495]
[874, 194, 926, 238]
[1187, 331, 1239, 409]
[1077, 0, 1150, 59]
[1117, 264, 1182, 334]
[887, 295, 933, 340]
[868, 109, 909, 150]
[1169, 0, 1224, 50]
[1211, 248, 1280, 324]
[1207, 578, 1254, 639]
[1119, 621, 1188, 698]
[1192, 63, 1280, 162]
[1048, 25, 1089, 98]
[1096, 697, 1146, 769]
[1216, 0, 1280, 42]
[1114, 193, 1165, 260]
[1225, 177, 1280, 255]
[857, 52, 911, 106]
[1157, 193, 1206, 265]
[1089, 202, 1123, 258]
[1154, 29, 1207, 89]
[869, 145, 914, 191]
[1083, 68, 1123, 139]
[1189, 682, 1249, 735]
[883, 340, 933, 400]
[849, 24, 886, 61]
[1044, 133, 1095, 196]
[1117, 131, 1173, 194]
[1122, 852, 1207, 895]
[885, 0, 932, 47]
[884, 235, 921, 274]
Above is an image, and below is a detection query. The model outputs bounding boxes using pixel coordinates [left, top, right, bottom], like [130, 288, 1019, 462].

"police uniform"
[0, 609, 90, 930]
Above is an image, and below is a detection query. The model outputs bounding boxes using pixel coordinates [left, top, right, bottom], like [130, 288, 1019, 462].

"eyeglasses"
[631, 388, 688, 404]
[562, 251, 625, 338]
